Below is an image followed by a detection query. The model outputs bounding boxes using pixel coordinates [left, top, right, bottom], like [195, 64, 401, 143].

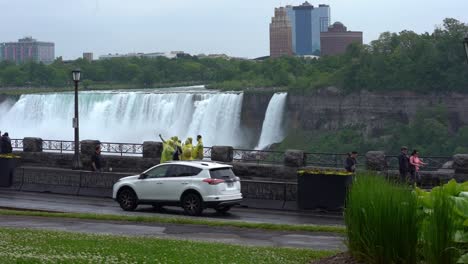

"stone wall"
[7, 167, 296, 202]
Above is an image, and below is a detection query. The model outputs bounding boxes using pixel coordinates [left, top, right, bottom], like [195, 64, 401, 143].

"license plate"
[227, 182, 234, 187]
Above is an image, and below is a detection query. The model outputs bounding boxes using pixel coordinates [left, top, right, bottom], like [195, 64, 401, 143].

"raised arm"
[158, 134, 166, 143]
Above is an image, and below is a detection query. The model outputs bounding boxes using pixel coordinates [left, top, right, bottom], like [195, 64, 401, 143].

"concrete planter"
[297, 170, 353, 211]
[0, 157, 19, 187]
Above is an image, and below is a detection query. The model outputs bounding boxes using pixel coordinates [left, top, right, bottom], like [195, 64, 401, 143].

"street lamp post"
[464, 37, 468, 63]
[72, 69, 82, 170]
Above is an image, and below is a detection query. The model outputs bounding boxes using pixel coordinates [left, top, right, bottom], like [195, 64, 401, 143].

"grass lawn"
[0, 227, 336, 264]
[0, 209, 345, 234]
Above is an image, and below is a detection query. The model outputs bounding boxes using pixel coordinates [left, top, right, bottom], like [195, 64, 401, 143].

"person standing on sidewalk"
[345, 151, 358, 173]
[409, 150, 427, 185]
[398, 146, 410, 182]
[91, 145, 102, 172]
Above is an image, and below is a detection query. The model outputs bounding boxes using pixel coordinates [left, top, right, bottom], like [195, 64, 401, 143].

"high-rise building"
[0, 37, 55, 64]
[288, 2, 330, 55]
[320, 22, 363, 56]
[83, 52, 93, 62]
[285, 6, 296, 54]
[269, 7, 293, 58]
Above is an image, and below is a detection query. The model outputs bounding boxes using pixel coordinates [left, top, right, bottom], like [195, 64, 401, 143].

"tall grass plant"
[345, 174, 419, 264]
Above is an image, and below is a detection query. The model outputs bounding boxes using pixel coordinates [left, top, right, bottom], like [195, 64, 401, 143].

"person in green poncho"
[181, 137, 193, 161]
[192, 135, 204, 160]
[159, 134, 175, 164]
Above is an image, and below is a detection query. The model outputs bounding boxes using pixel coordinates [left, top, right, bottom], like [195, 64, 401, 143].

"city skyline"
[0, 0, 467, 60]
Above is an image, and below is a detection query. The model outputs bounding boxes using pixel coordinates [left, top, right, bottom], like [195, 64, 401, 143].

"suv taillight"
[203, 178, 225, 185]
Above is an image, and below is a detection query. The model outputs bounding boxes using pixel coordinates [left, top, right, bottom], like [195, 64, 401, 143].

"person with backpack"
[345, 151, 358, 173]
[398, 146, 410, 182]
[1, 132, 12, 154]
[409, 150, 427, 185]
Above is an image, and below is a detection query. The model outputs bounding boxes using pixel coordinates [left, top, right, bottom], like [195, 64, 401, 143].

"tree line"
[0, 18, 467, 93]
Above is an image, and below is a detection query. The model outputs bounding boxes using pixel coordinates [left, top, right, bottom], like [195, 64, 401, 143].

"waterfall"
[0, 87, 244, 147]
[256, 93, 288, 150]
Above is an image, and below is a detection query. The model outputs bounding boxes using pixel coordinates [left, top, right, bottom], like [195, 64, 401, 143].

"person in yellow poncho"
[181, 137, 193, 161]
[159, 134, 175, 164]
[192, 135, 204, 160]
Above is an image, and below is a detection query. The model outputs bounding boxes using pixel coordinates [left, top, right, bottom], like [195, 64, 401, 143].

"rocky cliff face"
[242, 89, 468, 138]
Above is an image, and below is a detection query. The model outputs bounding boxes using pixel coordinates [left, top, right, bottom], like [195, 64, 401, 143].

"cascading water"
[0, 87, 244, 147]
[255, 92, 288, 150]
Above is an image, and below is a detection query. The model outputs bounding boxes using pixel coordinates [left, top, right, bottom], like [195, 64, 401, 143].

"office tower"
[270, 7, 293, 58]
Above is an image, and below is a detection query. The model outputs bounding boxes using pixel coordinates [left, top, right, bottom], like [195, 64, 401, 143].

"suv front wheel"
[182, 192, 203, 216]
[117, 188, 138, 211]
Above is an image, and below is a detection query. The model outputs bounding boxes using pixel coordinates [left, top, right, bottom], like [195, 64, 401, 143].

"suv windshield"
[210, 168, 236, 181]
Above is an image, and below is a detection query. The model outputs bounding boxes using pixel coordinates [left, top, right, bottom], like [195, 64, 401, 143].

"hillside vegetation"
[0, 18, 466, 94]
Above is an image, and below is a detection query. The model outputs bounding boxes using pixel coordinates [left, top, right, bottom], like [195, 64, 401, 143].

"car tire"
[182, 193, 203, 216]
[117, 188, 138, 211]
[215, 206, 232, 214]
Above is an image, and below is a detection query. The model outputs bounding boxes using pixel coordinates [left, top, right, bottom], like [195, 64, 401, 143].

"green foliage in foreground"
[345, 173, 468, 264]
[0, 209, 345, 234]
[416, 181, 468, 264]
[0, 227, 335, 264]
[345, 174, 419, 264]
[0, 18, 467, 94]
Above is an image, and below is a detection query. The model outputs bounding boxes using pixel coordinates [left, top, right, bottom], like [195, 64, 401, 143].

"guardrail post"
[142, 141, 163, 159]
[365, 151, 387, 171]
[211, 146, 234, 162]
[284, 150, 305, 167]
[23, 137, 43, 152]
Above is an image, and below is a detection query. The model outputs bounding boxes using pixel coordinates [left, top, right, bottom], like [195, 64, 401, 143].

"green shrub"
[416, 180, 468, 264]
[345, 174, 419, 264]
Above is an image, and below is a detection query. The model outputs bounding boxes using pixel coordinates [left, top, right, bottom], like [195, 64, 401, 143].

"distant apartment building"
[0, 37, 55, 64]
[269, 7, 293, 58]
[287, 2, 330, 55]
[320, 22, 363, 56]
[83, 52, 93, 62]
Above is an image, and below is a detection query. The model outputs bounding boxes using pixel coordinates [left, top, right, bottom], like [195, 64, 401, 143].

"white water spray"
[0, 88, 244, 147]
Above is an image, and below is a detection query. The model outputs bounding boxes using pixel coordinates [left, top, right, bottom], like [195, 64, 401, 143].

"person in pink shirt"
[409, 150, 427, 185]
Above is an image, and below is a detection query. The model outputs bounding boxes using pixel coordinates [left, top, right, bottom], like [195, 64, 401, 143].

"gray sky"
[1, 0, 467, 59]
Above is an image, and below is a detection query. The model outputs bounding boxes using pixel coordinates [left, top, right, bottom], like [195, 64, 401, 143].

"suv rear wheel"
[117, 188, 138, 211]
[182, 192, 203, 216]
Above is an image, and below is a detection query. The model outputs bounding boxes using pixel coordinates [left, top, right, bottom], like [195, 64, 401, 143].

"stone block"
[143, 141, 163, 159]
[80, 140, 101, 157]
[211, 146, 234, 162]
[23, 137, 43, 152]
[365, 151, 387, 171]
[283, 150, 305, 167]
[453, 154, 468, 173]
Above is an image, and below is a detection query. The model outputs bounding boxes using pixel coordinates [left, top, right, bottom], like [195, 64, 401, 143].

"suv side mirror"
[139, 173, 148, 179]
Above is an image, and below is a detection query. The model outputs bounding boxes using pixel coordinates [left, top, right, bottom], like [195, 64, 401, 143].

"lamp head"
[72, 69, 81, 82]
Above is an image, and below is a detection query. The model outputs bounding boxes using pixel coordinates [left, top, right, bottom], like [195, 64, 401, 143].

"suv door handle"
[157, 182, 163, 184]
[181, 182, 189, 185]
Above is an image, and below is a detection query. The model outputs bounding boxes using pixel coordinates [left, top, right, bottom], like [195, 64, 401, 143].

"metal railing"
[11, 138, 453, 170]
[385, 155, 452, 171]
[305, 152, 360, 168]
[232, 149, 284, 164]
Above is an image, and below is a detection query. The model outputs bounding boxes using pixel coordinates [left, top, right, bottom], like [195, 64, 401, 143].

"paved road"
[0, 215, 345, 250]
[0, 190, 344, 226]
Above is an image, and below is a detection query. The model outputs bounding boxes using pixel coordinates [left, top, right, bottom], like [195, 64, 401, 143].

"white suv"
[112, 161, 242, 216]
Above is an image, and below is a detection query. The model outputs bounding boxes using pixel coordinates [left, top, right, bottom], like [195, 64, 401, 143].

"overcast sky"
[1, 0, 467, 59]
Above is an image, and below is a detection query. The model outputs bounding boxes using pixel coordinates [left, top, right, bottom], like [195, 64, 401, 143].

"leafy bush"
[416, 180, 468, 264]
[345, 174, 419, 264]
[346, 175, 468, 264]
